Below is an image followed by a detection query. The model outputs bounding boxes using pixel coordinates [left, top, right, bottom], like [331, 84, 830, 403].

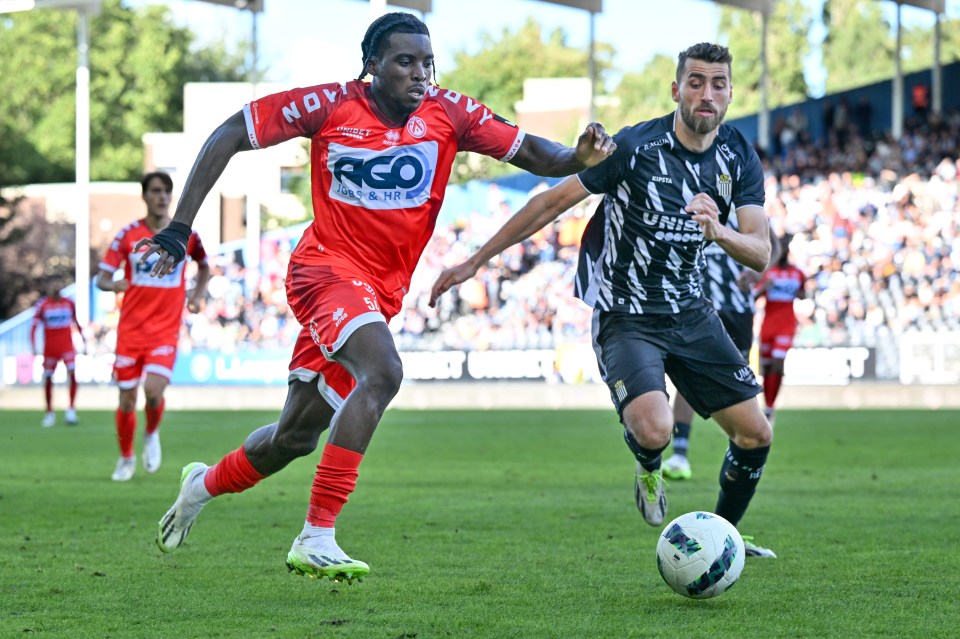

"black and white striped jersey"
[574, 112, 764, 315]
[702, 212, 756, 314]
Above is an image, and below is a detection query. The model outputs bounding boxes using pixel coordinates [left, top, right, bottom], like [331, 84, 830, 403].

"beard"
[679, 102, 726, 135]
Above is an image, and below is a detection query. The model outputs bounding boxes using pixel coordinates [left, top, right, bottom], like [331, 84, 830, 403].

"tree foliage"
[900, 15, 960, 73]
[717, 0, 811, 118]
[0, 0, 250, 186]
[440, 17, 613, 122]
[0, 0, 252, 318]
[821, 0, 894, 94]
[598, 1, 812, 130]
[601, 54, 677, 132]
[439, 17, 613, 183]
[0, 191, 77, 319]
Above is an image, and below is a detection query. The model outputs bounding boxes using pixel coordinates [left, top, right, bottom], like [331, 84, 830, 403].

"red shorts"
[42, 350, 77, 375]
[112, 340, 178, 389]
[759, 332, 795, 362]
[286, 262, 394, 410]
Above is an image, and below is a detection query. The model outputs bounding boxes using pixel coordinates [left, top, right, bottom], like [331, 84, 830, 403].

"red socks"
[115, 409, 136, 458]
[764, 372, 783, 408]
[204, 447, 266, 497]
[115, 400, 162, 458]
[68, 373, 78, 408]
[198, 442, 364, 526]
[306, 443, 364, 528]
[44, 377, 53, 411]
[145, 399, 165, 435]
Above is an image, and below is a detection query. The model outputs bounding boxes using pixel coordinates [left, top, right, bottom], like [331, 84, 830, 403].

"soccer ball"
[655, 511, 745, 599]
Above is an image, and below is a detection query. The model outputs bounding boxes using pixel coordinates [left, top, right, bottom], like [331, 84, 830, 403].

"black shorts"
[592, 302, 762, 420]
[717, 308, 754, 359]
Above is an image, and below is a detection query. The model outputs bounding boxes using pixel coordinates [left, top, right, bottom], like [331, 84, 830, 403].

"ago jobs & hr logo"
[131, 251, 184, 289]
[327, 141, 438, 210]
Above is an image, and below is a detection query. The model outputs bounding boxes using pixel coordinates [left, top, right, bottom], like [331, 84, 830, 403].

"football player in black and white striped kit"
[430, 42, 777, 557]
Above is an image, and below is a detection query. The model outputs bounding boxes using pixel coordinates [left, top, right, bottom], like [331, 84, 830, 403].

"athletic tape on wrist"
[152, 221, 191, 263]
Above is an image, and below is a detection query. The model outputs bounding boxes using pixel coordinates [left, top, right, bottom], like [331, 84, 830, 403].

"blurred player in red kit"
[138, 12, 615, 582]
[31, 286, 85, 427]
[95, 171, 210, 482]
[755, 236, 806, 425]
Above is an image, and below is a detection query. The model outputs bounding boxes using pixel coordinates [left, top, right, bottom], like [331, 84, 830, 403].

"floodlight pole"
[758, 8, 769, 153]
[893, 2, 903, 140]
[709, 0, 774, 150]
[75, 6, 91, 326]
[588, 10, 596, 121]
[245, 5, 260, 283]
[932, 10, 941, 114]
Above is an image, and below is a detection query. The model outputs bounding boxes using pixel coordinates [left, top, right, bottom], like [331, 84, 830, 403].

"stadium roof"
[897, 1, 945, 11]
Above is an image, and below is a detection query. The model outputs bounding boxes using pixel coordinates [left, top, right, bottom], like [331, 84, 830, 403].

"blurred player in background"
[756, 236, 806, 425]
[662, 225, 780, 481]
[30, 285, 85, 427]
[138, 12, 614, 582]
[95, 171, 210, 482]
[431, 42, 778, 558]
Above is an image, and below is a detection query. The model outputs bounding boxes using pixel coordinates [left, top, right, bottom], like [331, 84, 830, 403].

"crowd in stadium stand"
[85, 109, 960, 356]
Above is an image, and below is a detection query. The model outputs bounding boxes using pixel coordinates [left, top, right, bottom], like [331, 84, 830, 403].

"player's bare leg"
[65, 369, 79, 425]
[157, 381, 334, 553]
[287, 323, 403, 582]
[244, 381, 337, 474]
[112, 386, 139, 481]
[761, 357, 786, 427]
[142, 373, 168, 473]
[623, 391, 672, 526]
[42, 372, 56, 427]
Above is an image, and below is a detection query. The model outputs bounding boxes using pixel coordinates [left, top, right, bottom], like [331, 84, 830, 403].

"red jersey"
[243, 80, 524, 312]
[758, 264, 805, 333]
[99, 219, 207, 347]
[31, 297, 78, 354]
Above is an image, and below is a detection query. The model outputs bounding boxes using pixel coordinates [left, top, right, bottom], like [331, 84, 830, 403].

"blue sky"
[134, 0, 956, 98]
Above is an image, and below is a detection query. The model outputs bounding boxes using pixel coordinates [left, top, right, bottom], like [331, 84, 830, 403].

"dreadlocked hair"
[357, 12, 432, 81]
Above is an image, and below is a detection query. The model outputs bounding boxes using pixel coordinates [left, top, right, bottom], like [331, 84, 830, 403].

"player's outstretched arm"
[688, 194, 770, 272]
[94, 269, 129, 294]
[429, 176, 589, 307]
[71, 303, 87, 352]
[509, 123, 616, 177]
[136, 111, 253, 277]
[29, 318, 38, 356]
[736, 226, 781, 292]
[722, 205, 771, 272]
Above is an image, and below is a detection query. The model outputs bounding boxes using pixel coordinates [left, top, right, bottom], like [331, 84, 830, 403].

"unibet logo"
[327, 141, 438, 210]
[641, 211, 703, 244]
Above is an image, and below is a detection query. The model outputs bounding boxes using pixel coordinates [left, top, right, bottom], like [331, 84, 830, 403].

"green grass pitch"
[3, 405, 959, 638]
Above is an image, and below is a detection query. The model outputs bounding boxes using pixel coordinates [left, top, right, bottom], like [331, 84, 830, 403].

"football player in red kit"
[139, 12, 615, 582]
[96, 171, 210, 482]
[756, 236, 806, 425]
[31, 286, 85, 427]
